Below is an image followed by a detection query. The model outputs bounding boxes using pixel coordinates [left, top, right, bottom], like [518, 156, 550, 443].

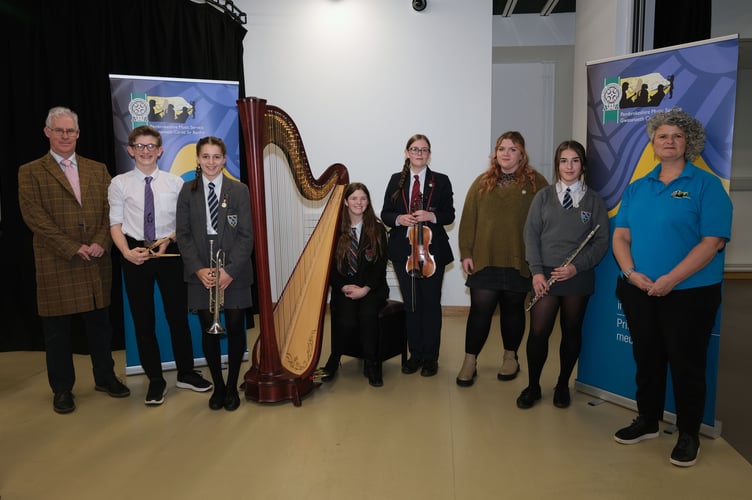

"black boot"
[366, 360, 383, 387]
[320, 354, 341, 382]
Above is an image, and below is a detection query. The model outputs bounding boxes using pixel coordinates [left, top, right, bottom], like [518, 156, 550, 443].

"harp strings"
[264, 112, 335, 373]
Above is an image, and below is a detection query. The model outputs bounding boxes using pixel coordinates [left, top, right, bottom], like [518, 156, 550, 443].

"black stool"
[341, 299, 407, 364]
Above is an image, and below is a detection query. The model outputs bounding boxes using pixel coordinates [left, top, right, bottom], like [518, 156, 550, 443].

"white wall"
[237, 0, 493, 305]
[713, 0, 752, 270]
[235, 0, 752, 309]
[572, 0, 633, 141]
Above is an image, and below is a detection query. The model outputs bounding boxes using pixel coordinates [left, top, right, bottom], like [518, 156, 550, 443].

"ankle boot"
[366, 360, 383, 387]
[320, 354, 341, 382]
[456, 353, 477, 387]
[497, 350, 520, 381]
[208, 383, 226, 410]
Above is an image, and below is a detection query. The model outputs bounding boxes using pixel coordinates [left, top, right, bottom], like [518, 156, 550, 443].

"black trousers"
[121, 239, 195, 382]
[394, 263, 445, 362]
[329, 287, 387, 362]
[41, 308, 116, 393]
[616, 278, 721, 435]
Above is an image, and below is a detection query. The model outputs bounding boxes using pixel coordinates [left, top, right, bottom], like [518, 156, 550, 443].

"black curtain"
[0, 0, 246, 351]
[653, 0, 711, 49]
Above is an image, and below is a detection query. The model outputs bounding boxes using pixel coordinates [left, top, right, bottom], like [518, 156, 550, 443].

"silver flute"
[525, 224, 601, 312]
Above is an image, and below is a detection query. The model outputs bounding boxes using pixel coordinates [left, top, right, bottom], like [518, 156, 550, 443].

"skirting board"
[125, 352, 250, 376]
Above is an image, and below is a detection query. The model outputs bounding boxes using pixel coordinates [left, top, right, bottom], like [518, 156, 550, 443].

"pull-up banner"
[109, 74, 240, 374]
[578, 35, 738, 437]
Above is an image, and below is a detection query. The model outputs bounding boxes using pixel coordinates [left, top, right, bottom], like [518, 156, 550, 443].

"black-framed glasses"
[48, 127, 78, 137]
[130, 143, 159, 151]
[408, 147, 430, 155]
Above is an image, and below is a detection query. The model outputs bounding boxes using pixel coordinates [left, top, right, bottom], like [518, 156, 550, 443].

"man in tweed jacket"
[18, 106, 130, 414]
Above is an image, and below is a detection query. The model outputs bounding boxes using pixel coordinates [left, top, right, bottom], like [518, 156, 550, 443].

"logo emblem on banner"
[600, 73, 675, 124]
[128, 93, 150, 128]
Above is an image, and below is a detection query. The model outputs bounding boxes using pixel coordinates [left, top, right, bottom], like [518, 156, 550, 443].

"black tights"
[525, 294, 590, 388]
[464, 288, 527, 355]
[198, 308, 247, 392]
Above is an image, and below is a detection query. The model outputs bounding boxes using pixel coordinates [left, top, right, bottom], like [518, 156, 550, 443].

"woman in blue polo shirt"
[611, 109, 732, 468]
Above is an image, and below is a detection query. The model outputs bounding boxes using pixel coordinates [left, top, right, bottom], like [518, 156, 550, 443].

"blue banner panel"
[109, 75, 240, 374]
[580, 36, 738, 434]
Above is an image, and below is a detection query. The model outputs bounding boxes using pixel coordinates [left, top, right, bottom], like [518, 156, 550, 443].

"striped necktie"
[208, 182, 219, 230]
[563, 187, 573, 210]
[347, 227, 359, 275]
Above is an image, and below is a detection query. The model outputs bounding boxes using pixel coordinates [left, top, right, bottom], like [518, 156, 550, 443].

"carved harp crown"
[238, 97, 349, 406]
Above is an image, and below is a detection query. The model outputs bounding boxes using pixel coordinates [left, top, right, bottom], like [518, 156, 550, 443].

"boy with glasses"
[109, 125, 211, 405]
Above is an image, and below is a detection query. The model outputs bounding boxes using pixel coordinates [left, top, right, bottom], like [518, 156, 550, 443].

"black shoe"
[224, 388, 241, 411]
[95, 377, 131, 398]
[320, 356, 340, 382]
[53, 391, 75, 414]
[145, 380, 167, 406]
[553, 385, 570, 408]
[176, 371, 212, 392]
[402, 357, 422, 374]
[456, 370, 477, 387]
[516, 385, 542, 409]
[366, 361, 383, 387]
[614, 416, 660, 444]
[209, 387, 226, 410]
[670, 432, 700, 467]
[420, 360, 438, 377]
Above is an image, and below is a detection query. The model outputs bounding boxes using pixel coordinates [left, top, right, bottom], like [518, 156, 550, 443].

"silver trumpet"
[207, 240, 226, 335]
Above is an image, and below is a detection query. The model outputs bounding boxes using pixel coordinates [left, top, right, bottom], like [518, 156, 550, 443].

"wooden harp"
[238, 97, 349, 406]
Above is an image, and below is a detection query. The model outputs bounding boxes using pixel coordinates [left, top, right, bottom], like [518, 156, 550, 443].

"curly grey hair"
[646, 108, 706, 162]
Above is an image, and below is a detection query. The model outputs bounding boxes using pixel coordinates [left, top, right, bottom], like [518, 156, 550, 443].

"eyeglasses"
[48, 127, 78, 137]
[408, 147, 430, 155]
[130, 143, 159, 151]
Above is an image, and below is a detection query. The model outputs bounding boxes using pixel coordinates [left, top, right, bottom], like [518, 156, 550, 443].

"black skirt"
[465, 266, 531, 294]
[539, 266, 595, 296]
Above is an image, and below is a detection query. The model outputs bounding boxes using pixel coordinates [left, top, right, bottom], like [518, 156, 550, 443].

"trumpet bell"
[206, 321, 226, 335]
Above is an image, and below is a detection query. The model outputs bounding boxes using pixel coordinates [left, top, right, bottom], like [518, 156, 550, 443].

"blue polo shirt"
[614, 162, 732, 290]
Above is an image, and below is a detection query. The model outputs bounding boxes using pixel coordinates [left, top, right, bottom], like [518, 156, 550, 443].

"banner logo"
[600, 73, 675, 124]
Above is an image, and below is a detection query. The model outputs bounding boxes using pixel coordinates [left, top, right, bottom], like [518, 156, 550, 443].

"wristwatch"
[623, 268, 635, 279]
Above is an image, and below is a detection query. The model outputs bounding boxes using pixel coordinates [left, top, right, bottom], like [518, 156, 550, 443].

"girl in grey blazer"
[176, 136, 254, 411]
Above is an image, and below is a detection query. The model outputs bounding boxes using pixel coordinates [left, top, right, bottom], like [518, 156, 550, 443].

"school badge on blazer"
[227, 214, 238, 227]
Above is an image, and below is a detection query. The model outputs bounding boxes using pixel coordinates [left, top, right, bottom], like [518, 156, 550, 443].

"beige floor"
[1, 314, 751, 500]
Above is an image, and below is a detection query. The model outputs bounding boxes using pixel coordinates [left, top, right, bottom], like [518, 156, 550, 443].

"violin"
[406, 217, 436, 278]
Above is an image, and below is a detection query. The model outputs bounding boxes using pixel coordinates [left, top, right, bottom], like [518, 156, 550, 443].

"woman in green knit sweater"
[456, 131, 547, 386]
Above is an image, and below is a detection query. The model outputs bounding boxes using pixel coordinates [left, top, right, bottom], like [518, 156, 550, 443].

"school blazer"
[380, 167, 455, 267]
[176, 175, 254, 289]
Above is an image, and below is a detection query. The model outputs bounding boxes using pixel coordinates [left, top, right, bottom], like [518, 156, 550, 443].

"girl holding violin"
[456, 131, 547, 387]
[381, 134, 455, 377]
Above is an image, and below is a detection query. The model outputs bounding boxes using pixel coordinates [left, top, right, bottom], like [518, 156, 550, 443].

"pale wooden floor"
[1, 314, 751, 500]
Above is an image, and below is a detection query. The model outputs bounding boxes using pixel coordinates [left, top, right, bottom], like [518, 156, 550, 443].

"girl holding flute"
[176, 136, 254, 411]
[518, 140, 608, 409]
